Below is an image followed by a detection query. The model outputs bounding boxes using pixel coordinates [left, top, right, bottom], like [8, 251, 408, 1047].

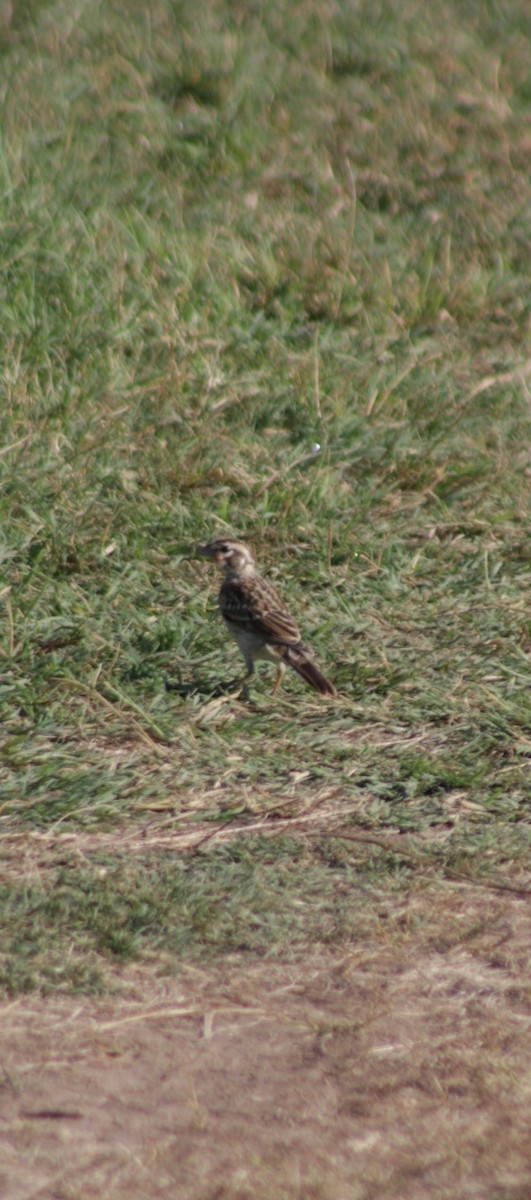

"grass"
[0, 837, 399, 994]
[0, 0, 530, 994]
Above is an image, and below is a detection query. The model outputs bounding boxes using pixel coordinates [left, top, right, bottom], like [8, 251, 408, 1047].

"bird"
[199, 538, 336, 697]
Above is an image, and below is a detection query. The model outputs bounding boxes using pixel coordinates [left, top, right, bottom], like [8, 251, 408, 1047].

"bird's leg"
[271, 660, 286, 695]
[235, 660, 254, 698]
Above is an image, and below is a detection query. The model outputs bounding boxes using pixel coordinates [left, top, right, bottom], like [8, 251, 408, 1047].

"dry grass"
[1, 889, 530, 1199]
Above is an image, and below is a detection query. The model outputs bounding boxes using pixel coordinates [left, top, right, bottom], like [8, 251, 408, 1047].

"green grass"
[0, 838, 402, 994]
[0, 0, 530, 993]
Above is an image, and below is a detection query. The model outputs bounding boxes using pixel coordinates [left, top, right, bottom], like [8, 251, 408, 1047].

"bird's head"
[199, 538, 256, 577]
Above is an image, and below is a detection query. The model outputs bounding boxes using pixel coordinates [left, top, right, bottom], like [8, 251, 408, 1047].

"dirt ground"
[1, 888, 530, 1200]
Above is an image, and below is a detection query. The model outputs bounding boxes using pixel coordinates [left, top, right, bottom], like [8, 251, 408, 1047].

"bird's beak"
[199, 543, 226, 566]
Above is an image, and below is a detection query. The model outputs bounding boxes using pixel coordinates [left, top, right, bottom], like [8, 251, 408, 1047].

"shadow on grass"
[166, 675, 247, 699]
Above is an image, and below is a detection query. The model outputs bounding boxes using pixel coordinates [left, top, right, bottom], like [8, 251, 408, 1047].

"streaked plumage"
[199, 538, 336, 697]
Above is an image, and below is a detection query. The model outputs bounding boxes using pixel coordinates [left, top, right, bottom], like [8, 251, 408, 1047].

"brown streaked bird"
[199, 538, 336, 697]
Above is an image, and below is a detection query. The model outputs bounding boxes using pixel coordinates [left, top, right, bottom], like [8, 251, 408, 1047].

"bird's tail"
[283, 646, 336, 697]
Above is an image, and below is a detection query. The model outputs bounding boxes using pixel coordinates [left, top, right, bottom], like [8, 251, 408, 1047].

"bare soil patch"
[1, 889, 530, 1200]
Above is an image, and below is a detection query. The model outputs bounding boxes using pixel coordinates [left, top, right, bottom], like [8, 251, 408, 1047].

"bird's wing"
[220, 580, 301, 645]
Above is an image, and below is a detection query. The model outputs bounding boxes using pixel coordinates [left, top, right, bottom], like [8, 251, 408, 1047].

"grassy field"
[0, 0, 530, 1000]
